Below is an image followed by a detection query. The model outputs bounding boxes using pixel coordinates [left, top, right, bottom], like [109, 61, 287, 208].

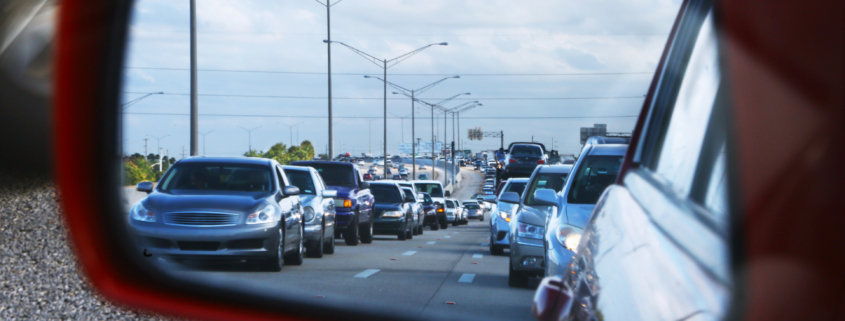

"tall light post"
[366, 75, 458, 179]
[238, 126, 262, 153]
[314, 0, 344, 161]
[147, 134, 170, 156]
[282, 122, 304, 147]
[190, 0, 198, 156]
[450, 103, 481, 152]
[122, 92, 164, 110]
[328, 41, 448, 165]
[200, 130, 215, 156]
[396, 92, 470, 180]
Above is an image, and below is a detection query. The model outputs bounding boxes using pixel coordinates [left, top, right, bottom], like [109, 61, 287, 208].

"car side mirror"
[404, 194, 416, 202]
[533, 188, 559, 206]
[283, 186, 300, 196]
[359, 181, 369, 189]
[445, 190, 451, 197]
[136, 181, 153, 194]
[483, 195, 497, 203]
[498, 192, 520, 204]
[321, 190, 337, 198]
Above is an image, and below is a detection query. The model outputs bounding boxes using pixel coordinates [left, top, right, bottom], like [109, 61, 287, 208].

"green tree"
[300, 140, 315, 160]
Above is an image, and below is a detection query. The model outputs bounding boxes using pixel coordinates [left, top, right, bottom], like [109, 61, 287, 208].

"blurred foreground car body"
[282, 165, 338, 258]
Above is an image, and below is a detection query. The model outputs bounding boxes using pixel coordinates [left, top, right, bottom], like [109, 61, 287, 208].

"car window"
[523, 172, 568, 206]
[309, 163, 355, 187]
[415, 183, 444, 198]
[703, 143, 728, 221]
[511, 145, 542, 156]
[652, 13, 720, 198]
[370, 185, 403, 203]
[159, 164, 272, 192]
[285, 169, 316, 195]
[567, 156, 623, 204]
[446, 200, 455, 208]
[504, 182, 527, 197]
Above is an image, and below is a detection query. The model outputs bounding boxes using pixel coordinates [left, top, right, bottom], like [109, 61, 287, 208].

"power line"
[120, 91, 645, 100]
[129, 29, 668, 37]
[124, 67, 653, 77]
[125, 112, 638, 119]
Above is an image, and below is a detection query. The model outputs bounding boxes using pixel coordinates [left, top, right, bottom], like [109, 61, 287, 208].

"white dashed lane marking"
[427, 241, 437, 244]
[354, 269, 380, 278]
[402, 251, 417, 256]
[445, 235, 451, 238]
[473, 254, 483, 259]
[458, 273, 476, 283]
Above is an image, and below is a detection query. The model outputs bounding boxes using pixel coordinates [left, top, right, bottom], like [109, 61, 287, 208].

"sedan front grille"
[164, 212, 239, 226]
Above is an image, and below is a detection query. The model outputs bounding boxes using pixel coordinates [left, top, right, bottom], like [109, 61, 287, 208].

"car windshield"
[158, 163, 272, 193]
[503, 182, 527, 196]
[415, 183, 443, 198]
[370, 185, 403, 203]
[523, 172, 569, 206]
[284, 170, 316, 195]
[567, 156, 624, 204]
[308, 163, 355, 187]
[464, 204, 480, 209]
[511, 145, 542, 156]
[401, 188, 415, 201]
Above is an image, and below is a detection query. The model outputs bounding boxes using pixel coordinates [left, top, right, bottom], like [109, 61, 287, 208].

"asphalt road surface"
[159, 167, 534, 321]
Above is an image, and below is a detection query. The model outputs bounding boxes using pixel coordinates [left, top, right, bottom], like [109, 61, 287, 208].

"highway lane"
[157, 166, 533, 321]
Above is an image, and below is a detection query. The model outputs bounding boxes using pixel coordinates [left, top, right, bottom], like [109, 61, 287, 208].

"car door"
[276, 165, 302, 252]
[567, 5, 731, 320]
[354, 168, 374, 223]
[313, 169, 335, 237]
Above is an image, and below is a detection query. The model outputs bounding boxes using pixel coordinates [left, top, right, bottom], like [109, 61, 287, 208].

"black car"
[501, 142, 548, 179]
[369, 182, 415, 240]
[129, 157, 304, 272]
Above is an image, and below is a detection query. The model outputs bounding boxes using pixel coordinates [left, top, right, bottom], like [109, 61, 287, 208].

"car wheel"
[284, 225, 305, 265]
[324, 224, 335, 255]
[398, 222, 407, 241]
[490, 235, 504, 256]
[345, 215, 360, 246]
[431, 222, 439, 231]
[418, 223, 424, 235]
[452, 219, 459, 226]
[307, 225, 324, 258]
[508, 260, 528, 288]
[360, 216, 374, 244]
[441, 222, 448, 229]
[406, 224, 413, 240]
[261, 227, 284, 271]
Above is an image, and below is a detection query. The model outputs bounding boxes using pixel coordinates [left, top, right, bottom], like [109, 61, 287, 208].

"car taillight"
[509, 159, 517, 163]
[537, 160, 545, 164]
[437, 208, 444, 213]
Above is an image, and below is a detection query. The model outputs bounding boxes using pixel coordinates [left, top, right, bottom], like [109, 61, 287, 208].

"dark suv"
[501, 142, 548, 179]
[291, 161, 374, 246]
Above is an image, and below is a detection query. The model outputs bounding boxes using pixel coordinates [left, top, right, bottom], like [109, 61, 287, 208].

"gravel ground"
[0, 174, 172, 320]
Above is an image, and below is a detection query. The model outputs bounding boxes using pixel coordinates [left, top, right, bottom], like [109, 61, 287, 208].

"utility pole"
[314, 0, 343, 161]
[144, 138, 148, 156]
[189, 0, 198, 156]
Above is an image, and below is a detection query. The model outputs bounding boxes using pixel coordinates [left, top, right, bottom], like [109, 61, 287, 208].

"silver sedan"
[282, 165, 337, 258]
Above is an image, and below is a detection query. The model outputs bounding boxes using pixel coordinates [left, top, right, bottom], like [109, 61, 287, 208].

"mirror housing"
[445, 190, 451, 197]
[533, 189, 559, 207]
[136, 181, 153, 194]
[283, 186, 300, 196]
[484, 195, 497, 203]
[498, 192, 520, 204]
[321, 190, 337, 198]
[359, 181, 370, 189]
[404, 194, 416, 203]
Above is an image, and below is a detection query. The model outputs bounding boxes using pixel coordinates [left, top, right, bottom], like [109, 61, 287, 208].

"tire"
[307, 225, 324, 258]
[490, 235, 504, 256]
[406, 226, 414, 240]
[508, 261, 528, 288]
[452, 219, 459, 226]
[418, 223, 424, 235]
[398, 222, 407, 240]
[441, 222, 448, 229]
[360, 215, 374, 244]
[345, 216, 360, 246]
[324, 224, 335, 254]
[261, 227, 284, 271]
[431, 222, 439, 231]
[284, 225, 305, 266]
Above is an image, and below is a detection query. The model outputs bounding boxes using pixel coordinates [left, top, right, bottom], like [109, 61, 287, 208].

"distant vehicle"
[357, 160, 365, 166]
[418, 174, 428, 180]
[392, 174, 402, 180]
[418, 192, 441, 231]
[444, 199, 459, 225]
[486, 178, 528, 256]
[368, 181, 415, 240]
[282, 165, 338, 258]
[501, 142, 548, 179]
[362, 173, 373, 181]
[130, 157, 304, 272]
[291, 161, 375, 246]
[462, 201, 483, 220]
[415, 180, 448, 229]
[398, 185, 424, 235]
[367, 168, 376, 175]
[419, 164, 427, 170]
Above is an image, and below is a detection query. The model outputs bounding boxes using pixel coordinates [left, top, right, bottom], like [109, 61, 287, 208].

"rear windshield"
[567, 156, 624, 204]
[159, 163, 273, 192]
[446, 201, 456, 208]
[285, 170, 315, 195]
[370, 185, 403, 203]
[401, 188, 415, 201]
[308, 163, 355, 187]
[415, 183, 444, 198]
[464, 203, 480, 209]
[511, 145, 542, 156]
[503, 182, 527, 196]
[524, 172, 569, 206]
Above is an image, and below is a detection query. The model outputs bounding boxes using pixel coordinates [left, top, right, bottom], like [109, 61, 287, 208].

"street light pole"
[238, 126, 262, 153]
[147, 135, 170, 156]
[121, 92, 164, 110]
[314, 0, 344, 161]
[282, 122, 304, 147]
[200, 130, 215, 156]
[190, 0, 198, 156]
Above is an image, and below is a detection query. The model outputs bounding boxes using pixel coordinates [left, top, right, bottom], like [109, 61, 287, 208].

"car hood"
[144, 191, 271, 214]
[517, 204, 553, 226]
[326, 185, 355, 198]
[563, 203, 595, 228]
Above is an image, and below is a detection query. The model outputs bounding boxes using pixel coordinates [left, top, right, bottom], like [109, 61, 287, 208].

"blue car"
[129, 157, 304, 272]
[292, 161, 374, 246]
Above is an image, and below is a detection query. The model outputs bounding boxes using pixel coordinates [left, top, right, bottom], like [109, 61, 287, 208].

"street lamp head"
[323, 39, 329, 43]
[452, 75, 460, 78]
[464, 93, 471, 95]
[155, 92, 164, 94]
[392, 92, 401, 95]
[439, 42, 448, 46]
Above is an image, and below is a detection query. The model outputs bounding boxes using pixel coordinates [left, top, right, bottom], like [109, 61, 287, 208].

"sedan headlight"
[498, 210, 510, 222]
[557, 226, 583, 253]
[517, 222, 544, 240]
[381, 210, 403, 218]
[303, 206, 316, 222]
[247, 206, 276, 225]
[130, 202, 155, 222]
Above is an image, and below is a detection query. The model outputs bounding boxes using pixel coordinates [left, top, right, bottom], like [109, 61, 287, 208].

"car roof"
[537, 164, 574, 174]
[585, 136, 631, 145]
[586, 144, 628, 156]
[178, 156, 274, 166]
[368, 181, 401, 188]
[507, 178, 530, 183]
[292, 160, 354, 168]
[414, 180, 442, 185]
[281, 165, 312, 172]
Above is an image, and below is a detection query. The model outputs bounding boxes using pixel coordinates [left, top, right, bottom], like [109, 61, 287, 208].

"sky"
[121, 0, 683, 159]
